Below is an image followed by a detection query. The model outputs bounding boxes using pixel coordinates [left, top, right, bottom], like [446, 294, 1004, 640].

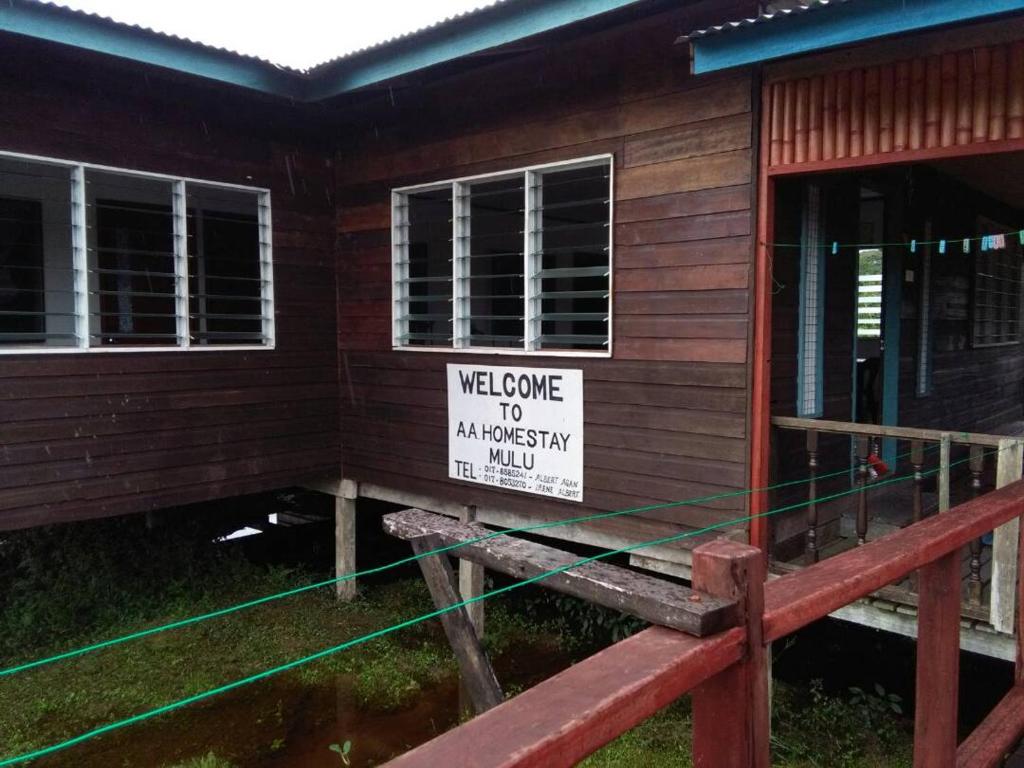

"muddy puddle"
[34, 641, 571, 767]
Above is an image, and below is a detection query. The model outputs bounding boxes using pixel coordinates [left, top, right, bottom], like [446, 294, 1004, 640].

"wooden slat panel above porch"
[765, 40, 1024, 173]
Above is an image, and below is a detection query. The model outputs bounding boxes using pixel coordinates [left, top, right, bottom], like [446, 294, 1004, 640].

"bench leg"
[411, 535, 503, 714]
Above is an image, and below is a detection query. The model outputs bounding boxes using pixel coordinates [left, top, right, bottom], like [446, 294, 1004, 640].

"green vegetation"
[168, 753, 236, 768]
[0, 515, 562, 766]
[585, 682, 911, 768]
[0, 514, 912, 767]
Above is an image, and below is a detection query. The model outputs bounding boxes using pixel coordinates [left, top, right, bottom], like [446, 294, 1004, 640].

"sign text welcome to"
[447, 364, 583, 502]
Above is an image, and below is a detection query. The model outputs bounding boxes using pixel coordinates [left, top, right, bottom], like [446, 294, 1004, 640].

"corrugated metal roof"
[678, 0, 853, 43]
[307, 1, 508, 72]
[32, 0, 304, 73]
[29, 0, 514, 74]
[5, 0, 651, 97]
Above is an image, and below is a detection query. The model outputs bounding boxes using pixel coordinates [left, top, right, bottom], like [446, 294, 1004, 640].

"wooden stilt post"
[458, 505, 485, 637]
[691, 539, 770, 768]
[456, 505, 486, 716]
[411, 535, 503, 715]
[335, 479, 358, 602]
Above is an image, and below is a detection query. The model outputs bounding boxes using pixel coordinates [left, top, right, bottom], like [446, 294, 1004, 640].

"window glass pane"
[467, 176, 524, 348]
[187, 185, 264, 346]
[856, 248, 883, 339]
[396, 188, 453, 346]
[536, 163, 611, 351]
[0, 157, 76, 348]
[86, 171, 177, 346]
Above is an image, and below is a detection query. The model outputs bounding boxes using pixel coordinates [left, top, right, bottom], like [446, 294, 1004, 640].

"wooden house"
[5, 0, 1024, 659]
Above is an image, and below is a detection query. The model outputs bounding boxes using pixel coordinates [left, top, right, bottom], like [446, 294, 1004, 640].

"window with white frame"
[0, 153, 272, 352]
[392, 156, 612, 354]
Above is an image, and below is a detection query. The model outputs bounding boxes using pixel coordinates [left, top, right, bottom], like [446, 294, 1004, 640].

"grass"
[0, 513, 914, 767]
[0, 514, 562, 766]
[167, 754, 235, 768]
[584, 683, 913, 768]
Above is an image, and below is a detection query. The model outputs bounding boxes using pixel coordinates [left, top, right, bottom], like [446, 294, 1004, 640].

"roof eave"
[1, 0, 651, 101]
[684, 0, 1024, 75]
[0, 1, 307, 98]
[305, 0, 646, 100]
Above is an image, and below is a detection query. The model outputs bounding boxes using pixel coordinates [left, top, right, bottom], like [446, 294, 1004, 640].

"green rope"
[766, 229, 1024, 250]
[0, 441, 943, 679]
[0, 449, 988, 768]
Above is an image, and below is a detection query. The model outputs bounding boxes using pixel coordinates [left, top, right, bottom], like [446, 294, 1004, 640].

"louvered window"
[0, 152, 272, 353]
[392, 156, 612, 355]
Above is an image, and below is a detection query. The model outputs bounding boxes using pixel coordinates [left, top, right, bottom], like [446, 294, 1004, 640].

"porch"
[761, 120, 1024, 655]
[767, 419, 1024, 659]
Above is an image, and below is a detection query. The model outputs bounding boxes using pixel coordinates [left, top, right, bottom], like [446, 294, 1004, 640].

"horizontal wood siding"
[0, 37, 339, 531]
[335, 4, 758, 547]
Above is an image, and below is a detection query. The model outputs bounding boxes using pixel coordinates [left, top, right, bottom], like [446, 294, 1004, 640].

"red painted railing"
[386, 478, 1024, 768]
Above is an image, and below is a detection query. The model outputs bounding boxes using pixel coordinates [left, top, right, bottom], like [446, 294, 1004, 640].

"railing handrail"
[387, 480, 1024, 768]
[772, 415, 1007, 447]
[383, 625, 745, 768]
[763, 477, 1024, 641]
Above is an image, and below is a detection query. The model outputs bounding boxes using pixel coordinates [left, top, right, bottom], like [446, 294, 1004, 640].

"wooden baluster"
[909, 440, 925, 593]
[991, 438, 1023, 634]
[806, 429, 820, 563]
[856, 434, 870, 545]
[911, 440, 924, 524]
[938, 433, 951, 513]
[968, 446, 985, 606]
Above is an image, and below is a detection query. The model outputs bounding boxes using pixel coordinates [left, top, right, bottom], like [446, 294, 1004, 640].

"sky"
[51, 0, 496, 70]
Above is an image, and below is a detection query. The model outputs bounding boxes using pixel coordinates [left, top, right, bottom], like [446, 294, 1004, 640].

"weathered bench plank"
[383, 508, 737, 637]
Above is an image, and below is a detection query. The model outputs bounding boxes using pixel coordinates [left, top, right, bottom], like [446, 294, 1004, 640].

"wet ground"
[12, 495, 1017, 766]
[33, 640, 570, 767]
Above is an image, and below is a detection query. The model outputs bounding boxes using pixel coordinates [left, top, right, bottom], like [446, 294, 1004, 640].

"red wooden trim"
[383, 625, 744, 768]
[956, 684, 1024, 768]
[913, 551, 960, 768]
[1009, 41, 1024, 139]
[766, 135, 1024, 177]
[922, 56, 939, 149]
[749, 79, 775, 555]
[691, 540, 770, 768]
[763, 479, 1024, 642]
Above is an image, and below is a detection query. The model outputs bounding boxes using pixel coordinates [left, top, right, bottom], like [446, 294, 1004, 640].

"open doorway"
[769, 150, 1024, 559]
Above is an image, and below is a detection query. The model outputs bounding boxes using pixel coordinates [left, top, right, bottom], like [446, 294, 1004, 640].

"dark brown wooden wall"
[0, 37, 339, 531]
[334, 3, 759, 546]
[896, 166, 1024, 435]
[768, 177, 859, 547]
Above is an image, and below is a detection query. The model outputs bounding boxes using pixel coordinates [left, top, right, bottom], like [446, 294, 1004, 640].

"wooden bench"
[382, 508, 739, 713]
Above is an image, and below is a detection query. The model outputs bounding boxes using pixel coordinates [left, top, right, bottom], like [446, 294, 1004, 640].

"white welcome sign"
[447, 363, 584, 502]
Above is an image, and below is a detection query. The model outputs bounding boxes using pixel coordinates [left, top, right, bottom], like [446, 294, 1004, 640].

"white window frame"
[391, 154, 614, 358]
[0, 149, 274, 355]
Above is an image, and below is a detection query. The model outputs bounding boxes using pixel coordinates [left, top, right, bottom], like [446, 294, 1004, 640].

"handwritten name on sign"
[447, 364, 584, 502]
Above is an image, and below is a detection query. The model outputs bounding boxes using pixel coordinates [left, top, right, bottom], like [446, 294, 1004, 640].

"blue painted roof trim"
[0, 0, 645, 101]
[305, 0, 644, 100]
[691, 0, 1024, 74]
[0, 1, 304, 98]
